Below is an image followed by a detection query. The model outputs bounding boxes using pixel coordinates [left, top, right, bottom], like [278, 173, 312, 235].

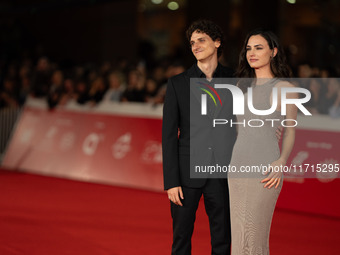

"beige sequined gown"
[228, 79, 283, 255]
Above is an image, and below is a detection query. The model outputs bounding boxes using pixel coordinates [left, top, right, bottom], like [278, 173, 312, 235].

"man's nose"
[192, 42, 199, 50]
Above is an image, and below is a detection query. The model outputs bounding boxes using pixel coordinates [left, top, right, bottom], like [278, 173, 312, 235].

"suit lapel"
[186, 65, 202, 106]
[186, 65, 220, 119]
[212, 78, 227, 118]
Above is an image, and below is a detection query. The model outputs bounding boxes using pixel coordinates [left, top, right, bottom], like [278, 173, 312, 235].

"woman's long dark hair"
[236, 29, 292, 91]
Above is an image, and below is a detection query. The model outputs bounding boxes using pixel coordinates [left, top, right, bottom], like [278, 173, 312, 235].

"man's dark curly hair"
[186, 19, 224, 57]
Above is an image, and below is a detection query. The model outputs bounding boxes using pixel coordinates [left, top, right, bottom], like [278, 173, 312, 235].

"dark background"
[1, 0, 339, 71]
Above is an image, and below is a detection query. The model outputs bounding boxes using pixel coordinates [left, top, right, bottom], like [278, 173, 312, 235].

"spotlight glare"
[287, 0, 296, 4]
[168, 1, 179, 10]
[151, 0, 163, 4]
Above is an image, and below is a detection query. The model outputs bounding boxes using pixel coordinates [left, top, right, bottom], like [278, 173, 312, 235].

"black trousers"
[170, 178, 231, 255]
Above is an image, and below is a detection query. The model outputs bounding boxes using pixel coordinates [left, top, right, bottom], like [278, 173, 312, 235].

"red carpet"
[0, 169, 339, 255]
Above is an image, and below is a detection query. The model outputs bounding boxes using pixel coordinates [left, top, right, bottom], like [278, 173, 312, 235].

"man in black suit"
[162, 20, 236, 255]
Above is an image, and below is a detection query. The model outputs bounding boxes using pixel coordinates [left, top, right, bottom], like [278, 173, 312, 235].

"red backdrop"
[2, 104, 340, 217]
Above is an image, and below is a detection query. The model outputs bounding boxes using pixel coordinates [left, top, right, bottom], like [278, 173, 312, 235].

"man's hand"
[167, 186, 184, 206]
[276, 126, 283, 141]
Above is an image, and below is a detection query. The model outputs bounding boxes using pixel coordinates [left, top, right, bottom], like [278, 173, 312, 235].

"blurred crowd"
[0, 57, 340, 118]
[296, 64, 340, 118]
[0, 56, 185, 110]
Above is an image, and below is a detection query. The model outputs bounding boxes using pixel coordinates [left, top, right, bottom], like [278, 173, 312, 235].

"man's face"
[190, 31, 220, 62]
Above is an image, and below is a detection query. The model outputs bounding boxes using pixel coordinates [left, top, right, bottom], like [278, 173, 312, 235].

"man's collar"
[194, 63, 221, 78]
[194, 63, 205, 78]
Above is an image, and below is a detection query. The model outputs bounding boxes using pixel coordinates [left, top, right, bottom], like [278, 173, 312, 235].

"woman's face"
[246, 34, 276, 70]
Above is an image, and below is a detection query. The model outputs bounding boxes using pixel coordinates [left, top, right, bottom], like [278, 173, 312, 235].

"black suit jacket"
[162, 64, 236, 190]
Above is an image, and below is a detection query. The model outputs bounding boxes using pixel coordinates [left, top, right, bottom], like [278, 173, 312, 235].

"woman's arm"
[262, 82, 298, 189]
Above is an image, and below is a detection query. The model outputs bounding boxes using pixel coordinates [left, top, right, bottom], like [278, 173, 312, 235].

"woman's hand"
[261, 158, 286, 189]
[275, 126, 283, 141]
